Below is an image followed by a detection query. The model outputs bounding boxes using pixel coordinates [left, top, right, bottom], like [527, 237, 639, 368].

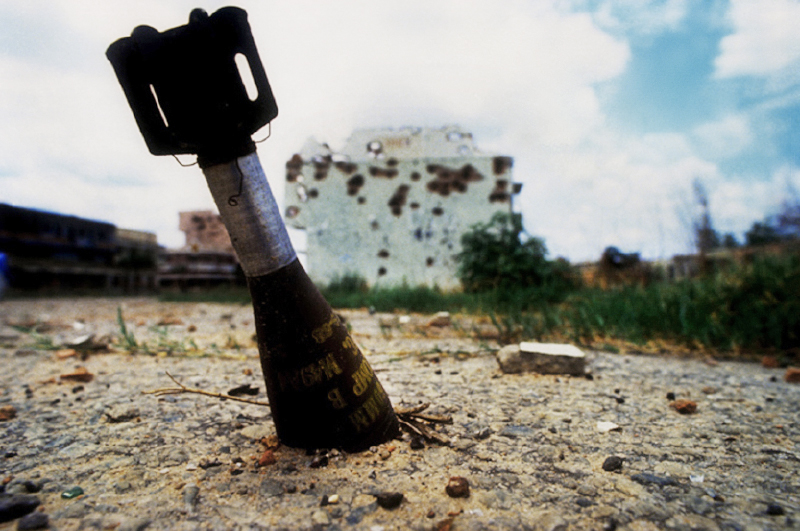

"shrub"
[456, 212, 578, 301]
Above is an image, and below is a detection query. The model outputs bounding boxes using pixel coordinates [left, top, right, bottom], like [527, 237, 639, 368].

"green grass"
[157, 286, 252, 304]
[115, 306, 204, 356]
[319, 254, 800, 356]
[564, 254, 800, 352]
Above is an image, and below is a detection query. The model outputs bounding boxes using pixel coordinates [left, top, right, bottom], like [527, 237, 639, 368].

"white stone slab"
[520, 342, 585, 358]
[496, 342, 586, 376]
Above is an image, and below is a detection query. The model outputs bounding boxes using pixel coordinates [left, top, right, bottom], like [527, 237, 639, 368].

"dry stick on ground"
[143, 371, 271, 406]
[144, 373, 454, 444]
[395, 402, 453, 445]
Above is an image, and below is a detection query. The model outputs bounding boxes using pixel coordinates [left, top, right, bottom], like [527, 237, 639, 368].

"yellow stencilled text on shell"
[348, 383, 387, 432]
[278, 352, 343, 392]
[351, 357, 374, 397]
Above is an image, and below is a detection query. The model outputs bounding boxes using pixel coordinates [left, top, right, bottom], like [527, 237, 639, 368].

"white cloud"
[711, 165, 800, 236]
[715, 0, 800, 78]
[691, 114, 753, 159]
[572, 0, 689, 36]
[0, 0, 790, 264]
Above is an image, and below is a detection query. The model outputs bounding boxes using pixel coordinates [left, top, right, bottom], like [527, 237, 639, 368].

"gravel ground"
[0, 297, 798, 531]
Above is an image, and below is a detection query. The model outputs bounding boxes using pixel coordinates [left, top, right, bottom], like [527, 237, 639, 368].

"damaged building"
[158, 211, 241, 289]
[283, 126, 521, 288]
[0, 203, 158, 293]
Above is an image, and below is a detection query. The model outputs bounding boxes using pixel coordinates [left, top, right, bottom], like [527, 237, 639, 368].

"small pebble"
[311, 510, 330, 525]
[409, 437, 425, 450]
[17, 511, 49, 530]
[375, 492, 404, 509]
[473, 427, 493, 440]
[0, 494, 40, 523]
[597, 421, 621, 433]
[602, 456, 624, 472]
[445, 477, 470, 498]
[183, 484, 200, 508]
[61, 486, 84, 499]
[309, 455, 328, 469]
[766, 503, 785, 516]
[258, 450, 277, 467]
[576, 497, 593, 507]
[0, 406, 17, 422]
[670, 399, 698, 415]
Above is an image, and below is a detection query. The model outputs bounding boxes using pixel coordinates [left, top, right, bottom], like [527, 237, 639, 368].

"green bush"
[456, 212, 579, 301]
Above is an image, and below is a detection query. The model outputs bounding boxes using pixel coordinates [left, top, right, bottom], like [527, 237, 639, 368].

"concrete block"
[496, 342, 586, 376]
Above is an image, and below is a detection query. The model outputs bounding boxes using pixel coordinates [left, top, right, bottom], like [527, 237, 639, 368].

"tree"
[456, 212, 553, 293]
[744, 182, 800, 246]
[746, 221, 783, 247]
[722, 233, 739, 249]
[692, 179, 720, 255]
[776, 183, 800, 240]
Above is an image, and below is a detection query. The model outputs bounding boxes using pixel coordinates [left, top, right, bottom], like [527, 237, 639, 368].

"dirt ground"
[1, 297, 798, 531]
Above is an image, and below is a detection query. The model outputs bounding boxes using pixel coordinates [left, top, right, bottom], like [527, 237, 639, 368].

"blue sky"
[1, 0, 798, 263]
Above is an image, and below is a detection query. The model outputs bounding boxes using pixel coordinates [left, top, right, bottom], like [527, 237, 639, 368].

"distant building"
[283, 126, 521, 288]
[158, 210, 240, 289]
[113, 228, 159, 292]
[178, 211, 234, 254]
[0, 203, 157, 292]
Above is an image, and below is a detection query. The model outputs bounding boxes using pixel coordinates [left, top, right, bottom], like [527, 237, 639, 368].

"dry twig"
[144, 375, 453, 446]
[143, 371, 271, 406]
[395, 402, 453, 445]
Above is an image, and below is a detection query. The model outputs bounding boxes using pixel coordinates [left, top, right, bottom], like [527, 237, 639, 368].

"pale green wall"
[283, 128, 517, 289]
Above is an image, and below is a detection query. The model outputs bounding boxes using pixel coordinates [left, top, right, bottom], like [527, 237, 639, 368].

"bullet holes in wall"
[191, 215, 206, 230]
[285, 206, 300, 219]
[335, 161, 358, 174]
[378, 267, 387, 276]
[386, 157, 398, 167]
[308, 188, 319, 199]
[410, 202, 420, 210]
[286, 154, 303, 182]
[414, 228, 433, 241]
[377, 249, 390, 258]
[425, 164, 483, 196]
[347, 174, 365, 196]
[367, 141, 383, 157]
[371, 220, 380, 231]
[388, 185, 410, 216]
[489, 179, 511, 203]
[493, 156, 514, 175]
[314, 163, 329, 181]
[369, 166, 399, 178]
[432, 206, 444, 216]
[410, 171, 421, 181]
[426, 257, 435, 267]
[357, 197, 366, 205]
[489, 180, 521, 203]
